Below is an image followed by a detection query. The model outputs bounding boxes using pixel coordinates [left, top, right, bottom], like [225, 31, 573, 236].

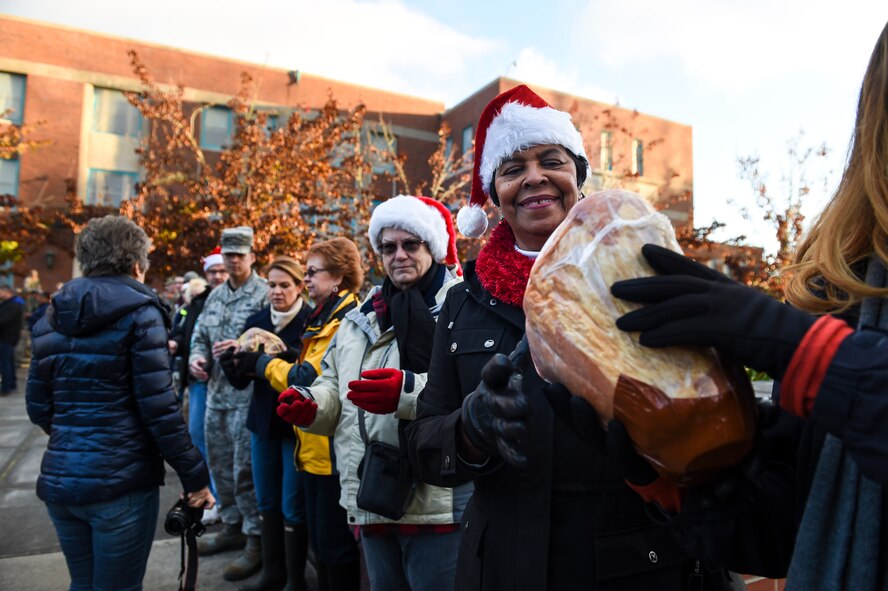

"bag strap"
[358, 408, 409, 458]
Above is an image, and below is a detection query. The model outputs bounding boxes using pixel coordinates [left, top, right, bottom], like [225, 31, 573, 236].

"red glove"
[347, 368, 404, 414]
[276, 387, 318, 426]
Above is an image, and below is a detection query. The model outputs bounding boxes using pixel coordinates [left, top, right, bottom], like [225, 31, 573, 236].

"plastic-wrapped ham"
[524, 189, 755, 485]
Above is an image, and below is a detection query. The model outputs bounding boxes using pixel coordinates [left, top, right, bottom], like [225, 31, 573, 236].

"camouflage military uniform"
[190, 271, 268, 535]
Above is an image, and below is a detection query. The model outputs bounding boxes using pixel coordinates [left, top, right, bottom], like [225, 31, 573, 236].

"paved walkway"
[0, 366, 319, 590]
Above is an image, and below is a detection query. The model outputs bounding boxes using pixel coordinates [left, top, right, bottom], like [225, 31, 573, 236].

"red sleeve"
[627, 477, 686, 513]
[780, 315, 853, 418]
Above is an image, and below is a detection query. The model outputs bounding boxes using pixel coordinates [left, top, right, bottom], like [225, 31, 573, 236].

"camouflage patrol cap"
[220, 226, 254, 255]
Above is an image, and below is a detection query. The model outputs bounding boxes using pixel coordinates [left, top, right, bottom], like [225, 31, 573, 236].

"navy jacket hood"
[49, 275, 170, 336]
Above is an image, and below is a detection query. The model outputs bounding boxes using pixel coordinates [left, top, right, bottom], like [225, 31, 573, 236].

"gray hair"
[76, 215, 150, 277]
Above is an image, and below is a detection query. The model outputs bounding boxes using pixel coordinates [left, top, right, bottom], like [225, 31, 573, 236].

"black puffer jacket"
[26, 275, 209, 505]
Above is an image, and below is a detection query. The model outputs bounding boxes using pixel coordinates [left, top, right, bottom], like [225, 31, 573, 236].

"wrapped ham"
[524, 189, 755, 485]
[235, 327, 287, 355]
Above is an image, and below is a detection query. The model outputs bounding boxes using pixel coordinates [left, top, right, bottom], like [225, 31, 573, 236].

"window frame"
[0, 72, 26, 125]
[199, 106, 234, 151]
[92, 87, 143, 138]
[86, 168, 139, 208]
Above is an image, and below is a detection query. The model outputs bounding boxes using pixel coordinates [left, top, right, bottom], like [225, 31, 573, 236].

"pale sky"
[4, 0, 888, 252]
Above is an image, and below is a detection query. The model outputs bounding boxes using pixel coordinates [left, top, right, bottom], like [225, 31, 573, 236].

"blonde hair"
[785, 21, 888, 314]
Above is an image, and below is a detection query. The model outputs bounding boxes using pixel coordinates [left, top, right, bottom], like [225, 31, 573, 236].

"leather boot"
[325, 559, 360, 591]
[282, 522, 308, 591]
[239, 513, 287, 591]
[315, 563, 330, 591]
[224, 535, 263, 581]
[197, 522, 246, 556]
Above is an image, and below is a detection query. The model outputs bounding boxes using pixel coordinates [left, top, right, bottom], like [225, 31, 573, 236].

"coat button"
[450, 342, 458, 352]
[465, 520, 470, 530]
[484, 339, 494, 348]
[444, 455, 452, 469]
[489, 298, 497, 306]
[349, 516, 356, 523]
[648, 551, 658, 563]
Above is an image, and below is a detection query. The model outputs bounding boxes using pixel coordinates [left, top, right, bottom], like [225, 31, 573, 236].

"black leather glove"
[546, 384, 658, 485]
[611, 244, 816, 381]
[233, 348, 264, 381]
[275, 346, 301, 363]
[461, 353, 532, 468]
[219, 346, 252, 390]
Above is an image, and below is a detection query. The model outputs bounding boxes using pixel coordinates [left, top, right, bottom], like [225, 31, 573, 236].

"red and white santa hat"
[368, 195, 461, 273]
[456, 84, 590, 238]
[201, 246, 223, 271]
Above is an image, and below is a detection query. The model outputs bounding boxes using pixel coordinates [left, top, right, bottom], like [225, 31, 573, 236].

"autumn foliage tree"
[121, 50, 393, 278]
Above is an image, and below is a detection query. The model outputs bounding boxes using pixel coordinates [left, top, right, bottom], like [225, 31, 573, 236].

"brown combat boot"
[223, 534, 263, 581]
[197, 522, 246, 556]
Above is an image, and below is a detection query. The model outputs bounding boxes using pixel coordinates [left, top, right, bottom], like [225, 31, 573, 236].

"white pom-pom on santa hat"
[369, 195, 461, 273]
[456, 84, 590, 239]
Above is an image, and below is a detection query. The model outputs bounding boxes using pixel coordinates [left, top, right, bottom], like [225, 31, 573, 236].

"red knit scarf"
[475, 221, 536, 308]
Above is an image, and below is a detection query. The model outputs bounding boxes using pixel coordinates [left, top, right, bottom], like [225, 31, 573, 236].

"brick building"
[1, 14, 694, 287]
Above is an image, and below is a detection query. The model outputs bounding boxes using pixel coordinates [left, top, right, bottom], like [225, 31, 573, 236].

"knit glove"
[276, 387, 318, 426]
[611, 244, 816, 381]
[347, 368, 404, 414]
[219, 346, 252, 390]
[461, 352, 532, 468]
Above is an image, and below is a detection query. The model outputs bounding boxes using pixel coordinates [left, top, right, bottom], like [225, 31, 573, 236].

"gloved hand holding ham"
[524, 189, 756, 486]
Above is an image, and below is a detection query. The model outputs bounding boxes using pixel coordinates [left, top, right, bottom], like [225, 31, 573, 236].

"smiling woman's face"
[493, 143, 580, 251]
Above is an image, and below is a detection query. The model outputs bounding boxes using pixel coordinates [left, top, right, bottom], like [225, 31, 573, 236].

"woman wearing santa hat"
[275, 195, 472, 591]
[405, 85, 705, 590]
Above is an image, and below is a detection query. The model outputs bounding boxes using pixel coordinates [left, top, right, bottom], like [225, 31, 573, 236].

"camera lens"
[165, 511, 189, 535]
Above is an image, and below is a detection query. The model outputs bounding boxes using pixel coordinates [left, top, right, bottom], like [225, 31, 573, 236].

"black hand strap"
[358, 408, 409, 457]
[177, 526, 200, 591]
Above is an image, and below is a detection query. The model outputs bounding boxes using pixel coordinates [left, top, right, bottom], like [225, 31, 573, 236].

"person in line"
[406, 86, 706, 590]
[218, 256, 313, 591]
[276, 196, 470, 591]
[170, 247, 229, 524]
[26, 290, 51, 334]
[26, 215, 214, 591]
[233, 238, 365, 590]
[601, 23, 888, 590]
[0, 284, 24, 395]
[189, 227, 269, 582]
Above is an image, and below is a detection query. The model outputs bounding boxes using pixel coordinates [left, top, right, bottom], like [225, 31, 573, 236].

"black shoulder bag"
[355, 409, 418, 520]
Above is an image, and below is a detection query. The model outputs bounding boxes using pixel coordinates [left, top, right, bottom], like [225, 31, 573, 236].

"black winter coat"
[169, 288, 210, 389]
[406, 262, 698, 591]
[26, 275, 209, 505]
[0, 295, 24, 344]
[241, 305, 311, 439]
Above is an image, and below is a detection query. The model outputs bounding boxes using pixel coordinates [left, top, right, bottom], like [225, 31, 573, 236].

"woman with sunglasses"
[275, 196, 471, 591]
[229, 238, 365, 590]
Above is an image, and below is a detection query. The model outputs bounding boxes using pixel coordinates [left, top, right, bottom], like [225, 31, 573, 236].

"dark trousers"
[0, 342, 16, 392]
[303, 472, 358, 566]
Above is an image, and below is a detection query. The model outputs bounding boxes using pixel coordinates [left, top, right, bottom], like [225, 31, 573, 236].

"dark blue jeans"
[186, 381, 215, 496]
[250, 432, 305, 523]
[303, 472, 358, 565]
[0, 342, 15, 392]
[361, 528, 461, 591]
[46, 487, 160, 591]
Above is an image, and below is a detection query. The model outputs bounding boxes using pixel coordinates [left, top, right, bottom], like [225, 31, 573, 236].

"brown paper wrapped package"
[524, 189, 755, 485]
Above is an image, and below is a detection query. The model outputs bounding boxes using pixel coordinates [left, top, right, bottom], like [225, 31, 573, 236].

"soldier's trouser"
[206, 406, 260, 536]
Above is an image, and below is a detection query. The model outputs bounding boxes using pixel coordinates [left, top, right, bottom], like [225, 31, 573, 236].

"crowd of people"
[18, 20, 888, 591]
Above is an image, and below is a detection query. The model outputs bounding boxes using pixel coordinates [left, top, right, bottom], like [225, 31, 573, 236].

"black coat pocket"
[595, 523, 689, 590]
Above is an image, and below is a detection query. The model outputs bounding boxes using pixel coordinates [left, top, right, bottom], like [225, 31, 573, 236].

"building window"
[265, 113, 279, 135]
[600, 131, 613, 172]
[0, 157, 20, 197]
[93, 88, 142, 137]
[631, 139, 643, 176]
[445, 137, 453, 161]
[86, 169, 137, 207]
[368, 131, 396, 175]
[462, 125, 474, 163]
[0, 72, 26, 125]
[200, 106, 233, 151]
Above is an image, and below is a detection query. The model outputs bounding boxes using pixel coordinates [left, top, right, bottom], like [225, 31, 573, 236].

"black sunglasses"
[379, 239, 426, 256]
[305, 267, 328, 278]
